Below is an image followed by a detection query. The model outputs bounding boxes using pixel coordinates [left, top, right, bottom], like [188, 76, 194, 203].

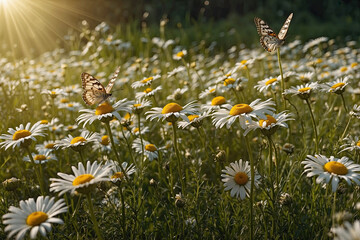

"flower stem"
[118, 184, 127, 236]
[331, 191, 337, 228]
[267, 136, 273, 178]
[137, 113, 145, 166]
[104, 121, 129, 182]
[305, 98, 319, 153]
[340, 93, 348, 112]
[25, 147, 45, 195]
[277, 48, 286, 109]
[86, 193, 104, 240]
[244, 134, 254, 240]
[172, 122, 185, 195]
[340, 117, 352, 141]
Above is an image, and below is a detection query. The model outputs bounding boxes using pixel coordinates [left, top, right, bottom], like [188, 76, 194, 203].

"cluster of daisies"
[0, 20, 360, 239]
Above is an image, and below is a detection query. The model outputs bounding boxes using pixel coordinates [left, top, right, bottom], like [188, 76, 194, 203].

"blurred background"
[0, 0, 359, 58]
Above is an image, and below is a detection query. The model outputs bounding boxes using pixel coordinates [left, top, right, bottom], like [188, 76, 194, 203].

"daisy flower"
[41, 88, 64, 99]
[332, 220, 360, 240]
[321, 76, 351, 94]
[283, 82, 319, 99]
[173, 50, 187, 60]
[106, 160, 136, 182]
[350, 104, 360, 119]
[135, 86, 162, 99]
[131, 99, 152, 115]
[243, 111, 294, 136]
[296, 72, 314, 83]
[198, 85, 217, 99]
[146, 101, 198, 123]
[339, 135, 360, 153]
[35, 141, 56, 153]
[23, 150, 57, 164]
[178, 112, 208, 129]
[95, 134, 117, 152]
[201, 96, 232, 114]
[50, 161, 112, 195]
[0, 121, 47, 150]
[255, 76, 280, 93]
[55, 130, 99, 151]
[76, 99, 133, 127]
[132, 138, 159, 161]
[167, 66, 186, 78]
[301, 154, 360, 192]
[131, 74, 161, 89]
[212, 98, 275, 129]
[221, 159, 260, 199]
[166, 87, 189, 101]
[2, 196, 67, 240]
[58, 102, 81, 112]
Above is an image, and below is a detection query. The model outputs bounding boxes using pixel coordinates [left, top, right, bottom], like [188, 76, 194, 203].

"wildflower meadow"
[0, 2, 360, 239]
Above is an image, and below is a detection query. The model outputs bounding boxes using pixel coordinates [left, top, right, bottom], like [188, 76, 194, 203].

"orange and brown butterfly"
[254, 13, 293, 52]
[81, 67, 120, 105]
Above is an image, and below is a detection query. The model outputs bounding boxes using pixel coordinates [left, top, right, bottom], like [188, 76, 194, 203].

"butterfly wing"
[81, 72, 108, 105]
[278, 13, 293, 40]
[260, 35, 283, 52]
[254, 17, 277, 37]
[105, 67, 120, 93]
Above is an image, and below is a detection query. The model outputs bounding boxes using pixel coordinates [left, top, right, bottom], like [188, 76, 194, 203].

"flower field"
[0, 18, 360, 239]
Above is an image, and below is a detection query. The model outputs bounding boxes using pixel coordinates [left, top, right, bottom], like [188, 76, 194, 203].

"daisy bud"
[282, 143, 294, 155]
[175, 193, 185, 208]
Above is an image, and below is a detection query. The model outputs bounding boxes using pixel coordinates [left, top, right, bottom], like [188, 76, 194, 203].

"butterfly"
[254, 13, 293, 52]
[81, 67, 120, 105]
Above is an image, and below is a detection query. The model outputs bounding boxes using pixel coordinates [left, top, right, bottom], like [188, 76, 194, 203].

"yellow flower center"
[50, 91, 56, 95]
[323, 161, 348, 175]
[144, 88, 153, 93]
[161, 103, 183, 114]
[351, 62, 358, 68]
[234, 172, 249, 185]
[340, 67, 348, 72]
[298, 87, 311, 93]
[224, 78, 235, 86]
[72, 174, 95, 186]
[95, 102, 114, 115]
[229, 104, 253, 116]
[124, 112, 131, 120]
[67, 126, 73, 130]
[141, 77, 153, 83]
[357, 140, 360, 147]
[176, 51, 185, 58]
[188, 115, 199, 122]
[40, 120, 49, 124]
[331, 82, 345, 89]
[240, 60, 247, 65]
[68, 103, 74, 107]
[133, 128, 139, 133]
[34, 155, 47, 161]
[145, 144, 157, 152]
[45, 143, 55, 149]
[316, 58, 323, 64]
[211, 96, 226, 106]
[265, 78, 277, 85]
[209, 88, 215, 93]
[70, 137, 86, 145]
[259, 115, 277, 127]
[26, 211, 48, 226]
[12, 130, 31, 141]
[60, 98, 69, 103]
[133, 104, 142, 108]
[101, 135, 110, 145]
[111, 172, 124, 179]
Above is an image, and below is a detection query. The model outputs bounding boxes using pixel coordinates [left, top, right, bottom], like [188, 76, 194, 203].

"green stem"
[86, 194, 104, 240]
[267, 136, 273, 178]
[119, 184, 127, 236]
[120, 127, 135, 163]
[305, 98, 319, 153]
[137, 113, 145, 166]
[78, 150, 86, 165]
[277, 48, 286, 109]
[244, 135, 254, 240]
[331, 191, 337, 228]
[25, 147, 45, 195]
[340, 117, 352, 141]
[340, 93, 348, 112]
[104, 121, 130, 182]
[231, 88, 242, 103]
[172, 123, 185, 195]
